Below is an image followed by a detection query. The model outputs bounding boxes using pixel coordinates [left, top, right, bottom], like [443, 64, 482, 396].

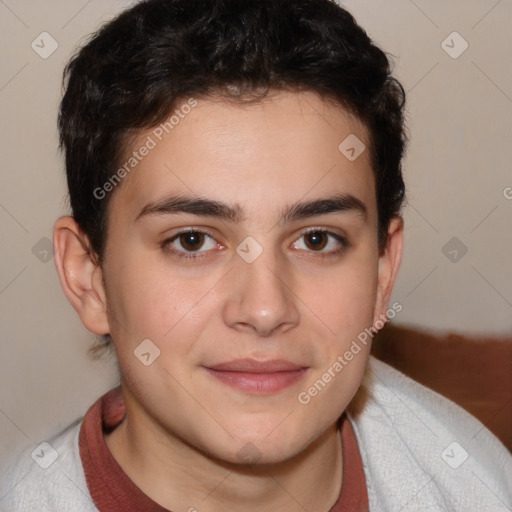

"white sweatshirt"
[1, 356, 511, 511]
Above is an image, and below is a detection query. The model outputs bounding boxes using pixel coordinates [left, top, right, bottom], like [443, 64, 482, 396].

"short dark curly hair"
[59, 0, 406, 261]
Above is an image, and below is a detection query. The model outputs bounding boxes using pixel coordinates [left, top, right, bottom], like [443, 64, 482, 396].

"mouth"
[203, 359, 309, 394]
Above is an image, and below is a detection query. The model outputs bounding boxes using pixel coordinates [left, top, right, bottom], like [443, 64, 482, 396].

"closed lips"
[205, 359, 308, 372]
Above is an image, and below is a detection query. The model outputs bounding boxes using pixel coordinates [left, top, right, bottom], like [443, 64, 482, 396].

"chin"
[204, 423, 311, 467]
[209, 440, 303, 468]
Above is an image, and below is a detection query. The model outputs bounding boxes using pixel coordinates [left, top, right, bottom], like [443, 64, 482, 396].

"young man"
[1, 0, 511, 510]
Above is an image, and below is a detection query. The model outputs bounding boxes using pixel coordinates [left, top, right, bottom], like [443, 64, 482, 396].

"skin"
[54, 90, 403, 511]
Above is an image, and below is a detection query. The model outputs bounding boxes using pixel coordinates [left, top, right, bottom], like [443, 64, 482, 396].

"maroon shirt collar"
[79, 387, 368, 511]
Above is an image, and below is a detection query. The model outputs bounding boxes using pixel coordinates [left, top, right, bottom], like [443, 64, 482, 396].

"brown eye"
[178, 231, 205, 251]
[291, 229, 347, 256]
[162, 229, 219, 259]
[304, 231, 328, 251]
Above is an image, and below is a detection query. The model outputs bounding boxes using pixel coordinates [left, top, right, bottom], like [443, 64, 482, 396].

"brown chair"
[371, 323, 512, 452]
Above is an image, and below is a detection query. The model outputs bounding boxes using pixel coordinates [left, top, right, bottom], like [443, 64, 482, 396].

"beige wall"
[1, 1, 511, 461]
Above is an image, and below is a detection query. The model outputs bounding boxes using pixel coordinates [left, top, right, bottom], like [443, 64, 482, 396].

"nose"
[222, 246, 300, 337]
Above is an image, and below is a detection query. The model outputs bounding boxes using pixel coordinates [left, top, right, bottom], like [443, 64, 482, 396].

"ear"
[373, 216, 403, 325]
[53, 216, 110, 335]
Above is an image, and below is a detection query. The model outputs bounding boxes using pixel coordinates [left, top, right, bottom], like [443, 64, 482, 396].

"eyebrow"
[135, 193, 367, 224]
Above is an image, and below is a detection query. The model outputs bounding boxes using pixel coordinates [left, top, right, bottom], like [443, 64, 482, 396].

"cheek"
[103, 253, 172, 338]
[297, 256, 378, 341]
[104, 252, 222, 350]
[296, 262, 377, 416]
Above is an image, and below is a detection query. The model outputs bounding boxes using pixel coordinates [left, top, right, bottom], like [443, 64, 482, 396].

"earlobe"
[374, 216, 403, 325]
[53, 216, 110, 335]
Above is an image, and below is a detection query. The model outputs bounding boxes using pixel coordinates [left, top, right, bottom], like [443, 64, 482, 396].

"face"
[96, 90, 400, 464]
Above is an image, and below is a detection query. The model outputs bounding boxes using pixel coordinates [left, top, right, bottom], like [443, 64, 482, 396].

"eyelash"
[161, 228, 349, 261]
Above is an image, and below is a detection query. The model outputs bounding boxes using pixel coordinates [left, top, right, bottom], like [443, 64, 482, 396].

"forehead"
[110, 90, 376, 220]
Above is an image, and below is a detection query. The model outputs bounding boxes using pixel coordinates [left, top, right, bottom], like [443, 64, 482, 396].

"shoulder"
[347, 355, 512, 512]
[0, 418, 97, 512]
